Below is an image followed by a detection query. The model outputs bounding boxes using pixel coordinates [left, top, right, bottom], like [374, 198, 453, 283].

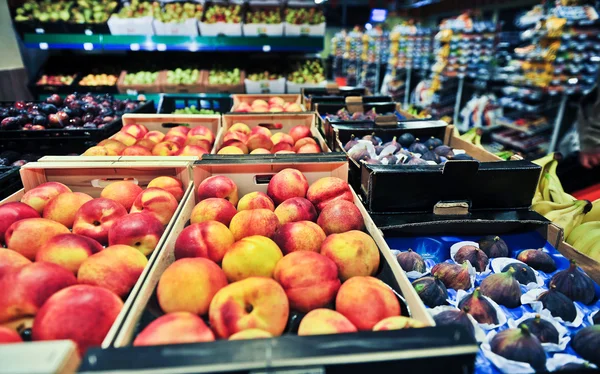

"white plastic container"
[244, 77, 286, 94]
[284, 22, 325, 36]
[108, 15, 154, 35]
[199, 22, 242, 36]
[242, 22, 283, 36]
[153, 18, 199, 36]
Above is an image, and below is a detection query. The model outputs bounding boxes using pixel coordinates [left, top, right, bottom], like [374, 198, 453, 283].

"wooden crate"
[116, 70, 162, 94]
[230, 94, 304, 112]
[159, 70, 206, 94]
[551, 224, 600, 284]
[203, 70, 246, 94]
[0, 160, 194, 350]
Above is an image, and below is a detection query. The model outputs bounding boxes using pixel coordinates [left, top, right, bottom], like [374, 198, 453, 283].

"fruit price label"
[258, 27, 267, 34]
[300, 26, 310, 35]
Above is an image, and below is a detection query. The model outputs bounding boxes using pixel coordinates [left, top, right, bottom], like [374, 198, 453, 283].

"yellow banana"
[545, 173, 571, 204]
[532, 200, 577, 216]
[532, 152, 560, 170]
[582, 198, 600, 223]
[540, 173, 552, 202]
[533, 189, 544, 204]
[572, 229, 600, 254]
[545, 201, 584, 222]
[566, 221, 600, 245]
[547, 200, 593, 238]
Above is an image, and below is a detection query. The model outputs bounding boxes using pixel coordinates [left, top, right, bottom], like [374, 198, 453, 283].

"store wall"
[0, 0, 32, 100]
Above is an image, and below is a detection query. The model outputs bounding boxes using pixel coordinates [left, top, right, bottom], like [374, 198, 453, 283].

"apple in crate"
[298, 309, 357, 336]
[147, 176, 185, 202]
[222, 236, 282, 282]
[321, 231, 380, 282]
[174, 221, 234, 264]
[144, 131, 165, 144]
[0, 326, 22, 344]
[134, 312, 215, 347]
[108, 213, 165, 256]
[100, 181, 143, 211]
[43, 192, 93, 229]
[123, 145, 153, 156]
[191, 198, 237, 226]
[152, 141, 181, 156]
[122, 124, 149, 140]
[273, 197, 317, 224]
[197, 176, 239, 207]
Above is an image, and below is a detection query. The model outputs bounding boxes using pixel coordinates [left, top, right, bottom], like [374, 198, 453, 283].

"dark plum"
[424, 137, 443, 149]
[571, 325, 600, 366]
[520, 314, 559, 344]
[480, 267, 522, 308]
[432, 309, 475, 337]
[408, 139, 428, 155]
[537, 286, 577, 322]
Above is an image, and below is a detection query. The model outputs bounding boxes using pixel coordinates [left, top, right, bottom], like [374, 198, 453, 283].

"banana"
[540, 173, 552, 202]
[545, 173, 571, 204]
[572, 229, 600, 254]
[545, 201, 584, 222]
[532, 200, 578, 216]
[547, 200, 593, 238]
[533, 189, 544, 204]
[582, 198, 600, 223]
[532, 152, 560, 170]
[566, 221, 600, 245]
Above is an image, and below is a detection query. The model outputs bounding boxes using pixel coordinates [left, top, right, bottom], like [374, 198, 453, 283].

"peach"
[108, 213, 165, 256]
[0, 248, 31, 279]
[179, 145, 208, 157]
[372, 316, 426, 331]
[271, 132, 295, 146]
[250, 126, 272, 138]
[273, 197, 317, 224]
[235, 102, 252, 112]
[78, 244, 148, 298]
[317, 200, 364, 235]
[72, 198, 128, 246]
[293, 137, 317, 152]
[221, 139, 249, 154]
[237, 192, 275, 211]
[271, 142, 294, 153]
[229, 123, 251, 135]
[5, 218, 70, 260]
[209, 277, 289, 338]
[100, 181, 143, 211]
[174, 221, 234, 263]
[36, 234, 103, 274]
[121, 124, 149, 139]
[99, 139, 127, 155]
[289, 125, 311, 143]
[197, 176, 239, 206]
[43, 192, 93, 228]
[0, 262, 77, 323]
[336, 276, 400, 330]
[147, 176, 185, 202]
[307, 177, 353, 211]
[133, 312, 215, 347]
[273, 221, 326, 254]
[152, 141, 181, 156]
[269, 107, 283, 113]
[267, 168, 309, 205]
[285, 103, 303, 113]
[229, 328, 273, 340]
[191, 198, 237, 226]
[122, 145, 152, 156]
[0, 202, 40, 244]
[21, 181, 72, 214]
[0, 326, 22, 344]
[297, 144, 321, 153]
[130, 188, 179, 225]
[134, 138, 157, 151]
[144, 130, 166, 144]
[320, 231, 380, 282]
[82, 146, 113, 156]
[274, 251, 340, 312]
[229, 209, 279, 241]
[113, 131, 138, 146]
[250, 148, 272, 155]
[251, 99, 269, 108]
[166, 126, 190, 137]
[297, 309, 357, 336]
[188, 126, 215, 144]
[269, 97, 285, 107]
[218, 146, 244, 155]
[275, 150, 295, 154]
[246, 134, 273, 152]
[157, 258, 228, 315]
[185, 137, 212, 150]
[164, 134, 187, 147]
[32, 285, 123, 354]
[222, 235, 283, 282]
[224, 131, 249, 144]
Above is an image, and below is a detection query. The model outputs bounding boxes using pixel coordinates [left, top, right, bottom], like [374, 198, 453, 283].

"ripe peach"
[222, 235, 283, 282]
[237, 192, 275, 211]
[271, 142, 294, 153]
[100, 181, 143, 211]
[121, 124, 149, 139]
[152, 141, 181, 156]
[174, 221, 234, 263]
[229, 123, 251, 135]
[147, 176, 185, 202]
[0, 202, 40, 244]
[43, 192, 93, 229]
[82, 146, 114, 156]
[251, 99, 268, 108]
[218, 146, 244, 155]
[274, 251, 340, 312]
[99, 139, 127, 155]
[269, 97, 285, 107]
[224, 131, 248, 144]
[246, 134, 273, 152]
[271, 133, 294, 146]
[336, 276, 401, 330]
[32, 285, 123, 354]
[275, 150, 295, 154]
[209, 277, 289, 338]
[197, 176, 239, 206]
[144, 130, 166, 144]
[133, 312, 215, 347]
[285, 103, 303, 113]
[235, 103, 252, 112]
[269, 107, 283, 113]
[188, 126, 215, 144]
[191, 198, 237, 226]
[229, 329, 273, 340]
[113, 131, 138, 146]
[21, 182, 71, 214]
[5, 218, 70, 260]
[320, 231, 380, 282]
[221, 139, 249, 154]
[273, 221, 326, 254]
[36, 234, 103, 274]
[229, 209, 279, 241]
[289, 125, 311, 143]
[166, 126, 190, 137]
[122, 145, 153, 156]
[297, 144, 321, 154]
[0, 326, 22, 344]
[78, 245, 148, 298]
[185, 137, 211, 151]
[157, 258, 228, 315]
[293, 137, 317, 152]
[317, 200, 364, 235]
[72, 198, 128, 246]
[250, 148, 272, 155]
[130, 188, 179, 225]
[372, 316, 426, 331]
[250, 126, 272, 138]
[273, 197, 317, 224]
[0, 248, 31, 279]
[134, 138, 157, 151]
[164, 134, 187, 147]
[307, 177, 353, 211]
[297, 309, 357, 336]
[108, 213, 165, 256]
[267, 169, 309, 205]
[180, 145, 208, 157]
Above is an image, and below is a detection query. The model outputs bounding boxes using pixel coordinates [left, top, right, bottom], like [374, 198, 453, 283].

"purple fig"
[344, 136, 359, 152]
[424, 136, 443, 149]
[374, 145, 384, 155]
[397, 249, 426, 273]
[363, 159, 382, 165]
[454, 245, 489, 272]
[382, 136, 402, 153]
[593, 311, 600, 325]
[557, 362, 593, 371]
[398, 133, 415, 147]
[517, 248, 556, 273]
[537, 285, 577, 322]
[453, 153, 474, 160]
[478, 235, 509, 258]
[549, 260, 596, 305]
[458, 288, 499, 324]
[431, 262, 471, 290]
[480, 267, 522, 308]
[412, 276, 448, 308]
[490, 324, 547, 371]
[347, 145, 371, 162]
[434, 145, 455, 158]
[433, 309, 475, 337]
[421, 150, 441, 164]
[362, 134, 379, 146]
[571, 325, 600, 366]
[406, 157, 429, 166]
[502, 263, 536, 285]
[520, 314, 559, 344]
[408, 139, 428, 155]
[382, 155, 398, 165]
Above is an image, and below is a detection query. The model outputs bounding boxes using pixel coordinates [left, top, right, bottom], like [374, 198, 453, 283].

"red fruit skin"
[0, 202, 40, 244]
[0, 326, 22, 344]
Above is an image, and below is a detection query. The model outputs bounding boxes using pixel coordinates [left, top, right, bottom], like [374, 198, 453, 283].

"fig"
[557, 363, 593, 371]
[502, 263, 536, 285]
[374, 146, 384, 155]
[458, 288, 499, 325]
[363, 159, 381, 165]
[516, 248, 556, 273]
[433, 145, 454, 158]
[408, 139, 428, 155]
[431, 262, 471, 290]
[593, 311, 600, 325]
[362, 134, 379, 146]
[421, 150, 441, 164]
[396, 249, 426, 273]
[478, 235, 509, 258]
[433, 309, 475, 337]
[424, 137, 443, 149]
[480, 267, 522, 308]
[571, 325, 600, 366]
[398, 133, 415, 148]
[381, 155, 398, 165]
[344, 136, 359, 151]
[406, 157, 429, 166]
[520, 314, 559, 344]
[382, 137, 402, 153]
[549, 261, 596, 305]
[348, 146, 371, 163]
[412, 276, 448, 308]
[454, 245, 489, 272]
[537, 286, 577, 322]
[490, 324, 547, 371]
[453, 154, 474, 161]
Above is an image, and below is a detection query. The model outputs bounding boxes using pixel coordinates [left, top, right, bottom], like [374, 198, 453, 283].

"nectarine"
[36, 233, 103, 274]
[133, 312, 215, 347]
[267, 169, 309, 205]
[174, 221, 234, 263]
[222, 235, 283, 282]
[190, 198, 237, 226]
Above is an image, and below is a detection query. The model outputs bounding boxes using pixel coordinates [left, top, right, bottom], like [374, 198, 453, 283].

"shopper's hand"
[580, 151, 600, 169]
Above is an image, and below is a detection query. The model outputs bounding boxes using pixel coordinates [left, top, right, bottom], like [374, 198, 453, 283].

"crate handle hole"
[91, 178, 139, 188]
[161, 122, 190, 129]
[258, 123, 283, 129]
[254, 174, 273, 185]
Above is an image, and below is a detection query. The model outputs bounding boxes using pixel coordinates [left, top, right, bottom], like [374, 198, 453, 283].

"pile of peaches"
[217, 122, 322, 155]
[83, 123, 215, 157]
[234, 97, 303, 113]
[132, 168, 424, 346]
[0, 175, 185, 353]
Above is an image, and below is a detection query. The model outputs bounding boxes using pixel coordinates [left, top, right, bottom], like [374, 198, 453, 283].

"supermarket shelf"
[23, 33, 324, 52]
[497, 118, 553, 136]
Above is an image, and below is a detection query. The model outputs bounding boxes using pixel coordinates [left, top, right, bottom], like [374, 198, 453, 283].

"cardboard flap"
[441, 159, 480, 177]
[433, 201, 470, 216]
[325, 82, 340, 93]
[375, 115, 399, 127]
[345, 96, 364, 113]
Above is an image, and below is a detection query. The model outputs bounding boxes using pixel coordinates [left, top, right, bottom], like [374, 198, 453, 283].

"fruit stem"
[494, 236, 500, 242]
[583, 200, 593, 214]
[506, 267, 517, 277]
[473, 288, 481, 298]
[519, 323, 531, 336]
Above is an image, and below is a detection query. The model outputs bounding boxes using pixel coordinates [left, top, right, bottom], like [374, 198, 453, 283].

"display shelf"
[23, 33, 324, 52]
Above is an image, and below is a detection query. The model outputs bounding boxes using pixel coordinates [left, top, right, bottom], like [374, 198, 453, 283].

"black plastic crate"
[157, 94, 233, 114]
[0, 167, 22, 201]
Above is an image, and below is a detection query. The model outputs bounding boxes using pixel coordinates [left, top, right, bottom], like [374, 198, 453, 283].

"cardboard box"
[107, 15, 154, 35]
[198, 22, 242, 36]
[302, 85, 370, 110]
[160, 70, 206, 94]
[243, 77, 286, 94]
[203, 70, 246, 93]
[230, 93, 302, 112]
[284, 21, 326, 36]
[117, 71, 162, 95]
[153, 18, 199, 36]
